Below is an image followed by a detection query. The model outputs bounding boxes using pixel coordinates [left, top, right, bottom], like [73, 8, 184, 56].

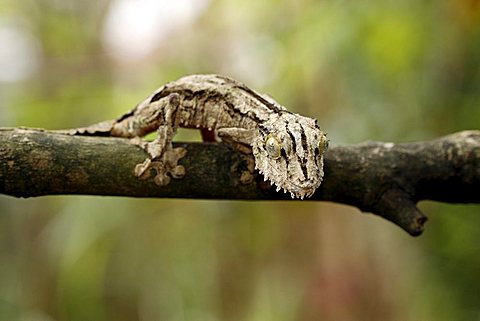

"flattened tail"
[53, 120, 117, 136]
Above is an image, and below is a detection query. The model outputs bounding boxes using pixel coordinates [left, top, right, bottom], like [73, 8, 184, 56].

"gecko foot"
[134, 147, 187, 186]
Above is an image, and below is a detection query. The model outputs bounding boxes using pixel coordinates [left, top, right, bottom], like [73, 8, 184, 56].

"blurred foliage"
[0, 0, 479, 320]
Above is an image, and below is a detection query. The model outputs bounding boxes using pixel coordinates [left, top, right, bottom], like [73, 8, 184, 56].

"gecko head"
[252, 113, 328, 199]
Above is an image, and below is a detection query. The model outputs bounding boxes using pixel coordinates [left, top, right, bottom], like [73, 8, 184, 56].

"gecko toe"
[171, 165, 186, 179]
[154, 173, 171, 186]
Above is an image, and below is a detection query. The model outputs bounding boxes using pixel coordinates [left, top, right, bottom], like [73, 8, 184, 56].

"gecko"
[61, 74, 328, 199]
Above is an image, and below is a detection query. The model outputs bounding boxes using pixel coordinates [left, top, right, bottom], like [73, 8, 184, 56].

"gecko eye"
[317, 133, 329, 155]
[265, 135, 281, 159]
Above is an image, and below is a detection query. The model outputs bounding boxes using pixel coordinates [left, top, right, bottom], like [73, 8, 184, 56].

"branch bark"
[1, 128, 479, 236]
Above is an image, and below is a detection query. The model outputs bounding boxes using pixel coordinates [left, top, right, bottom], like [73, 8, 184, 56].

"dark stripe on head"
[313, 146, 320, 171]
[300, 159, 308, 181]
[285, 124, 297, 153]
[299, 123, 310, 180]
[299, 123, 309, 154]
[280, 148, 289, 169]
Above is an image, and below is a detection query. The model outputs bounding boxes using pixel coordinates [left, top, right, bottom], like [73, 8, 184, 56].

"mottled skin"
[65, 74, 328, 198]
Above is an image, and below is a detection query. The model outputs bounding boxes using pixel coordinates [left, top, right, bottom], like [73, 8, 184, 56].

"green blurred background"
[0, 0, 479, 320]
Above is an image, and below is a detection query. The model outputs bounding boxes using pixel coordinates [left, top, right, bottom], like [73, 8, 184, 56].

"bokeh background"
[1, 0, 479, 320]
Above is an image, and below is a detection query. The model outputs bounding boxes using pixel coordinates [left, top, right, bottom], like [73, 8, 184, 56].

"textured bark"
[1, 128, 479, 236]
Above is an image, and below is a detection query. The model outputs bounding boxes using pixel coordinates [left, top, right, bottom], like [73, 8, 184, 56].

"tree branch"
[1, 128, 479, 236]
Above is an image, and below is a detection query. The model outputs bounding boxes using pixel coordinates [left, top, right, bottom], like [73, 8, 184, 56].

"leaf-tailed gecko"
[61, 74, 328, 199]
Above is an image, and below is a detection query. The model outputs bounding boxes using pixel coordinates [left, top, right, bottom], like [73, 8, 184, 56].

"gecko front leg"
[132, 93, 187, 186]
[217, 127, 256, 184]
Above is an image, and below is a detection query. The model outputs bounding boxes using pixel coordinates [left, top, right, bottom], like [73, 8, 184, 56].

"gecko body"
[65, 74, 328, 199]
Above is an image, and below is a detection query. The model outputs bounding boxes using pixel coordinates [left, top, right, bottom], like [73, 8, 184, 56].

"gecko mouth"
[289, 182, 317, 197]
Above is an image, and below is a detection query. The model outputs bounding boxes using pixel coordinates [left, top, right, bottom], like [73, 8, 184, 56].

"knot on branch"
[373, 189, 427, 236]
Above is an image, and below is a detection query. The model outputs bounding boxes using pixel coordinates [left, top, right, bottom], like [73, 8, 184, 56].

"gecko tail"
[54, 120, 117, 136]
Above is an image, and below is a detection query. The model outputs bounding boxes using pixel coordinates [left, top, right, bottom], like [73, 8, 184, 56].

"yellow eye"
[317, 133, 328, 155]
[265, 135, 281, 159]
